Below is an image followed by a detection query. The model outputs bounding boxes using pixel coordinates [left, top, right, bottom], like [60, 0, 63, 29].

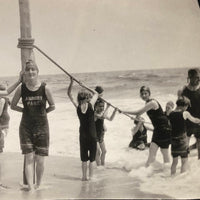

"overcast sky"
[1, 0, 200, 77]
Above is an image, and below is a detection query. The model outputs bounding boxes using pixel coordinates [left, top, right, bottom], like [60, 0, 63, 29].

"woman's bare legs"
[95, 143, 101, 166]
[82, 161, 88, 181]
[99, 142, 107, 166]
[25, 152, 35, 191]
[35, 155, 45, 189]
[160, 148, 170, 164]
[145, 142, 159, 167]
[89, 161, 95, 179]
[181, 157, 188, 173]
[171, 157, 178, 175]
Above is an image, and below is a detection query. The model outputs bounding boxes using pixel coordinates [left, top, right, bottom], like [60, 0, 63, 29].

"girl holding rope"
[67, 77, 98, 181]
[121, 86, 171, 167]
[11, 60, 55, 191]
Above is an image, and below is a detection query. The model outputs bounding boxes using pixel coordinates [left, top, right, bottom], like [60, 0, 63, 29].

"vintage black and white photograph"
[0, 0, 200, 199]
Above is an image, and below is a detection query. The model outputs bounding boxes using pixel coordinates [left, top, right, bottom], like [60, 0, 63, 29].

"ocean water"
[3, 67, 200, 198]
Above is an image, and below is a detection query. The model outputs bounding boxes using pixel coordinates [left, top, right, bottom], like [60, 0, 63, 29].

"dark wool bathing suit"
[77, 103, 97, 162]
[94, 98, 105, 143]
[182, 87, 200, 138]
[19, 83, 49, 156]
[95, 118, 105, 143]
[0, 97, 10, 153]
[146, 99, 171, 148]
[169, 111, 188, 158]
[129, 126, 147, 149]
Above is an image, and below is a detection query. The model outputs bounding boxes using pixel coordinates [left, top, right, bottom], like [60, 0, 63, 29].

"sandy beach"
[0, 152, 172, 200]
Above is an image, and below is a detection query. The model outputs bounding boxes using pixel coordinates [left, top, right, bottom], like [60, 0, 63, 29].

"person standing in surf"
[67, 77, 98, 181]
[121, 86, 171, 167]
[169, 97, 200, 175]
[178, 68, 200, 159]
[94, 86, 118, 166]
[0, 73, 23, 189]
[11, 60, 55, 191]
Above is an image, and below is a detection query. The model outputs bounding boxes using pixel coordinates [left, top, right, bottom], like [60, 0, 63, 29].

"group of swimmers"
[1, 60, 200, 191]
[128, 100, 174, 151]
[122, 68, 200, 176]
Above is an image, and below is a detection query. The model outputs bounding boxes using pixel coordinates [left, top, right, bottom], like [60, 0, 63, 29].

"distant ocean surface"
[36, 67, 190, 103]
[3, 67, 200, 199]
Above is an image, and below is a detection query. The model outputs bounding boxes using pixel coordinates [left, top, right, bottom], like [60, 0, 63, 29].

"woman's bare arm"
[45, 85, 55, 113]
[183, 111, 200, 124]
[0, 98, 5, 116]
[122, 101, 157, 116]
[10, 86, 23, 112]
[1, 71, 23, 97]
[67, 78, 78, 108]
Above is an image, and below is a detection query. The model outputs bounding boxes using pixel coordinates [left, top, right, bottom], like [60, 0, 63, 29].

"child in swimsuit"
[68, 78, 98, 181]
[94, 99, 118, 166]
[129, 116, 152, 150]
[0, 73, 22, 189]
[169, 96, 200, 175]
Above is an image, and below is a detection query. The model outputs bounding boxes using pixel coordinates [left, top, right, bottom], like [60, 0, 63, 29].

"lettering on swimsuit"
[25, 96, 43, 106]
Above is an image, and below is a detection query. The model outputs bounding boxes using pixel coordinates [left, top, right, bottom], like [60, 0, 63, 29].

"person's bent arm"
[10, 86, 23, 112]
[144, 125, 154, 132]
[89, 91, 98, 109]
[0, 98, 5, 116]
[122, 101, 157, 116]
[2, 71, 23, 96]
[183, 111, 200, 124]
[67, 78, 78, 108]
[45, 85, 55, 113]
[101, 103, 110, 119]
[132, 121, 143, 135]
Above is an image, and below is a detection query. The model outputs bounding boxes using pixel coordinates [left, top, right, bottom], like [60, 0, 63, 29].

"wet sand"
[0, 152, 172, 200]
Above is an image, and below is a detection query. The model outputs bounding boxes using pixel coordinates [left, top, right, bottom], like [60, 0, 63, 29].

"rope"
[17, 38, 35, 49]
[19, 44, 151, 124]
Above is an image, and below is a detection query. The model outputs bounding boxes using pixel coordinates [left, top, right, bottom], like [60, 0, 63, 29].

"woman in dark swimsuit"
[122, 86, 171, 167]
[68, 77, 98, 181]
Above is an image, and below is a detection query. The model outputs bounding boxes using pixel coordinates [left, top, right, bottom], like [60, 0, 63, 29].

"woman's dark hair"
[176, 96, 191, 107]
[25, 59, 39, 72]
[188, 68, 200, 78]
[95, 86, 104, 94]
[140, 86, 151, 95]
[77, 90, 90, 104]
[0, 84, 6, 91]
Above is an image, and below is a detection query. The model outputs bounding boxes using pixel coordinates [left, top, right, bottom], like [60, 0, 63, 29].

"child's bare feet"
[34, 184, 40, 190]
